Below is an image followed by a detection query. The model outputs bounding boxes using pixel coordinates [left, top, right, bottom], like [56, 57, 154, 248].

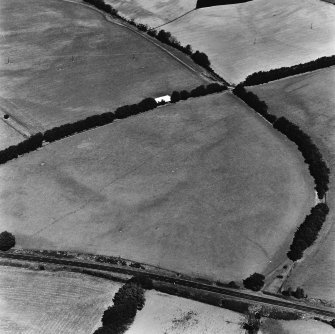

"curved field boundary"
[1, 252, 335, 318]
[60, 0, 218, 84]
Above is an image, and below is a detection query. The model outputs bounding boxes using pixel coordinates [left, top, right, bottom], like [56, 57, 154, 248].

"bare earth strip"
[0, 266, 121, 334]
[250, 67, 335, 302]
[107, 0, 335, 84]
[0, 0, 205, 133]
[127, 290, 244, 334]
[0, 93, 313, 281]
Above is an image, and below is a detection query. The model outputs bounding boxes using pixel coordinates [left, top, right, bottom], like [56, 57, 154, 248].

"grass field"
[0, 121, 24, 150]
[108, 0, 335, 83]
[0, 92, 313, 281]
[0, 0, 205, 133]
[0, 266, 121, 334]
[260, 318, 335, 334]
[127, 290, 244, 334]
[250, 67, 335, 302]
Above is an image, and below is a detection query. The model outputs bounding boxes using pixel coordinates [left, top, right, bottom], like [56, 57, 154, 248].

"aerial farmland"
[0, 0, 335, 333]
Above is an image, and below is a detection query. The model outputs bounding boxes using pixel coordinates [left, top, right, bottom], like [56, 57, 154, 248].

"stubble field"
[107, 0, 335, 83]
[0, 92, 313, 281]
[250, 67, 335, 302]
[0, 0, 205, 133]
[0, 266, 121, 334]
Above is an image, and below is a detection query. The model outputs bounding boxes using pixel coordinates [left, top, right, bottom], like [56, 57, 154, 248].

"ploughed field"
[0, 93, 313, 281]
[250, 67, 335, 302]
[107, 0, 335, 83]
[0, 266, 121, 334]
[0, 0, 204, 134]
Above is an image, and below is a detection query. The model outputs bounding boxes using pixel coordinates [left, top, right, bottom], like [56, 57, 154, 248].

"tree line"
[171, 82, 227, 103]
[243, 55, 335, 86]
[287, 203, 329, 261]
[0, 83, 226, 165]
[82, 0, 220, 75]
[273, 117, 329, 199]
[233, 86, 329, 199]
[233, 85, 277, 124]
[196, 0, 252, 9]
[93, 276, 152, 334]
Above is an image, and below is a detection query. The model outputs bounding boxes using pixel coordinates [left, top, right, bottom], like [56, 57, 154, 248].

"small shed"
[155, 95, 171, 103]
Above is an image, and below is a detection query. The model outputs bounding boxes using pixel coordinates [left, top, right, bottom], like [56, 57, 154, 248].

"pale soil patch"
[260, 318, 335, 334]
[250, 67, 335, 302]
[0, 0, 204, 133]
[110, 0, 335, 83]
[0, 93, 313, 281]
[0, 266, 120, 334]
[127, 290, 244, 334]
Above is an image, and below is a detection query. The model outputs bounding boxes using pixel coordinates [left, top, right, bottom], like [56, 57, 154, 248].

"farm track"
[59, 0, 228, 85]
[1, 252, 335, 318]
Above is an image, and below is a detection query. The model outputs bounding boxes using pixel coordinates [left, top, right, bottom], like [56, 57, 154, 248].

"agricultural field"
[0, 92, 314, 282]
[127, 290, 245, 334]
[250, 67, 335, 302]
[0, 0, 205, 133]
[0, 121, 24, 150]
[260, 318, 335, 334]
[0, 266, 121, 334]
[107, 0, 335, 83]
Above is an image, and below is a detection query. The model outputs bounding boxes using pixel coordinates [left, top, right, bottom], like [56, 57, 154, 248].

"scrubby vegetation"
[196, 0, 252, 9]
[282, 287, 307, 299]
[93, 279, 147, 334]
[243, 55, 335, 86]
[287, 203, 329, 261]
[0, 231, 15, 251]
[243, 273, 265, 291]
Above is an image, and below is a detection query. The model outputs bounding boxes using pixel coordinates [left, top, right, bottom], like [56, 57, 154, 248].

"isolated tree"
[243, 273, 265, 291]
[0, 231, 15, 251]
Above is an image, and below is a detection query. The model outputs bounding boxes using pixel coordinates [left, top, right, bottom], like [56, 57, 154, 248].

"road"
[1, 252, 334, 318]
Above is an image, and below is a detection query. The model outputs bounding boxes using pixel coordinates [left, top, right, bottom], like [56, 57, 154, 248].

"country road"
[1, 252, 334, 319]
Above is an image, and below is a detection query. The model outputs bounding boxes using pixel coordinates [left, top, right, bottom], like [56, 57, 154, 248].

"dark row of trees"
[83, 0, 216, 72]
[93, 276, 152, 334]
[233, 85, 277, 124]
[273, 117, 329, 199]
[287, 203, 329, 261]
[171, 83, 226, 103]
[0, 231, 15, 251]
[233, 86, 329, 199]
[196, 0, 252, 9]
[0, 97, 158, 164]
[0, 83, 227, 166]
[243, 55, 335, 86]
[83, 0, 118, 16]
[0, 133, 43, 164]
